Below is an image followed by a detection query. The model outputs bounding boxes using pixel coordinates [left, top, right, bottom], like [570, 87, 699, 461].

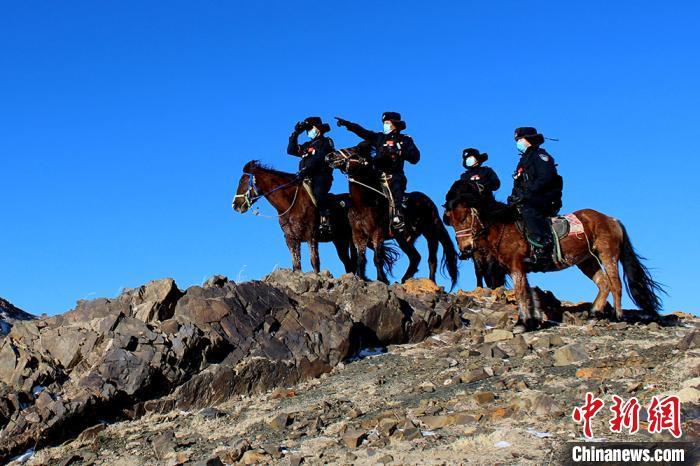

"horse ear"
[243, 160, 256, 173]
[443, 210, 452, 226]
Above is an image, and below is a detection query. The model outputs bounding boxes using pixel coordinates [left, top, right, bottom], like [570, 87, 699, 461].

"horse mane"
[243, 160, 296, 179]
[452, 184, 517, 224]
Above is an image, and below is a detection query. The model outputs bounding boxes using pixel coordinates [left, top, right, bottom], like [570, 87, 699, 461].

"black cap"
[304, 116, 331, 134]
[462, 148, 488, 166]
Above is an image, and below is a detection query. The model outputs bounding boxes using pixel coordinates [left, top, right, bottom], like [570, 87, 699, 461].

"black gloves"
[335, 117, 349, 127]
[507, 194, 523, 206]
[294, 121, 308, 134]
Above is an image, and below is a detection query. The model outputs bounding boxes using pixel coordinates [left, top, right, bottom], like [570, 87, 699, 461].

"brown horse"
[327, 144, 459, 287]
[232, 160, 356, 273]
[444, 185, 664, 331]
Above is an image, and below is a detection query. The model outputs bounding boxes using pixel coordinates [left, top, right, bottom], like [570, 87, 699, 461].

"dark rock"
[0, 297, 35, 336]
[0, 270, 492, 462]
[678, 331, 700, 351]
[342, 429, 367, 448]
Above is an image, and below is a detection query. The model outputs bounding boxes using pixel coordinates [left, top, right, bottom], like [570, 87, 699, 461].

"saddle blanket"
[551, 213, 585, 240]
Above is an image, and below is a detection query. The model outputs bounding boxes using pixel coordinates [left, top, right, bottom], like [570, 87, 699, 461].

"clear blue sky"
[1, 1, 698, 316]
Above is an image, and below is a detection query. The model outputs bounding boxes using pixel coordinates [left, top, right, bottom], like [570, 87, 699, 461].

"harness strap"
[348, 177, 389, 198]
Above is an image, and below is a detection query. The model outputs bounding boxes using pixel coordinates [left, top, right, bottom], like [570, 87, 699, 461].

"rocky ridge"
[0, 297, 34, 336]
[0, 270, 697, 465]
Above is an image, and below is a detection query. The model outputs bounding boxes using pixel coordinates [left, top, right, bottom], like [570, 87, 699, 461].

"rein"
[331, 149, 389, 198]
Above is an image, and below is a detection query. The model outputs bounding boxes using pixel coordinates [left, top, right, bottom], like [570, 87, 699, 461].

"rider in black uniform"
[445, 148, 500, 210]
[507, 127, 563, 270]
[335, 112, 420, 232]
[287, 116, 335, 235]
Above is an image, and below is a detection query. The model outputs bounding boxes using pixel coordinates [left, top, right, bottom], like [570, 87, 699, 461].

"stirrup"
[319, 217, 332, 232]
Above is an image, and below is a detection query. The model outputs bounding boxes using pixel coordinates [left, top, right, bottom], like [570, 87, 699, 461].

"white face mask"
[465, 156, 478, 167]
[307, 127, 319, 139]
[383, 122, 393, 135]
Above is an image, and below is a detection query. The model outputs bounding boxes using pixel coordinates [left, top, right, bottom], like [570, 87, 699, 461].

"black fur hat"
[304, 116, 331, 134]
[381, 111, 406, 131]
[514, 127, 544, 146]
[462, 148, 488, 168]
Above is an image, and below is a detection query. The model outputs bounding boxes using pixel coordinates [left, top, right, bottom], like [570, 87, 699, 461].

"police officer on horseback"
[335, 112, 420, 233]
[287, 116, 335, 235]
[507, 127, 563, 270]
[445, 148, 500, 210]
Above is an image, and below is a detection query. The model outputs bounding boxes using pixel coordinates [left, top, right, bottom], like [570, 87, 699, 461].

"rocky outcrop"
[0, 271, 470, 462]
[15, 284, 698, 466]
[0, 297, 34, 336]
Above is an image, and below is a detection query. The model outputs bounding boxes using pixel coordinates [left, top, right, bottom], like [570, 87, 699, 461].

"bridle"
[233, 171, 301, 215]
[454, 208, 485, 241]
[329, 149, 389, 198]
[233, 172, 262, 210]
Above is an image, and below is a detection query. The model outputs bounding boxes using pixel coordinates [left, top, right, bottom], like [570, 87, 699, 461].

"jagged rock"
[484, 329, 513, 343]
[553, 343, 588, 366]
[342, 429, 366, 448]
[0, 270, 467, 462]
[268, 412, 290, 430]
[0, 297, 35, 336]
[11, 287, 697, 466]
[459, 368, 491, 383]
[678, 330, 699, 350]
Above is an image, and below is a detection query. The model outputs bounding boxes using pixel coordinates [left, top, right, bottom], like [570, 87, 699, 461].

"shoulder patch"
[539, 153, 550, 162]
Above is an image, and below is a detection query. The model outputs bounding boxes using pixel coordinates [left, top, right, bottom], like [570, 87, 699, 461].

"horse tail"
[378, 241, 400, 278]
[430, 205, 459, 290]
[618, 221, 665, 314]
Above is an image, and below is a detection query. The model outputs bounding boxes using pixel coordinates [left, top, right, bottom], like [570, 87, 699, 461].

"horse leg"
[576, 257, 611, 316]
[285, 236, 301, 271]
[353, 232, 368, 280]
[333, 238, 354, 274]
[474, 257, 484, 288]
[599, 251, 624, 320]
[397, 236, 421, 283]
[309, 239, 320, 273]
[426, 234, 439, 283]
[373, 240, 389, 284]
[512, 269, 538, 332]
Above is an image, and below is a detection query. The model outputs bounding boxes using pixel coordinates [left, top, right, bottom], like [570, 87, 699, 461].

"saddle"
[302, 180, 317, 207]
[517, 213, 585, 266]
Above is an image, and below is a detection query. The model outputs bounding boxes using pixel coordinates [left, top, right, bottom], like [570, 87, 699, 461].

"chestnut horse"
[444, 186, 663, 331]
[327, 144, 459, 287]
[232, 160, 356, 273]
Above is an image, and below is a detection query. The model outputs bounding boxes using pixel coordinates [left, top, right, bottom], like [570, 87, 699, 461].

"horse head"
[449, 202, 482, 259]
[326, 142, 374, 175]
[232, 161, 261, 213]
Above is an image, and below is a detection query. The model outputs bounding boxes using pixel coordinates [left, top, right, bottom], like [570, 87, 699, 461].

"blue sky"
[1, 1, 698, 315]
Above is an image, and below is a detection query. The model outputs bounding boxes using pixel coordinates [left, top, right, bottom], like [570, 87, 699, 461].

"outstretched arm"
[335, 117, 377, 141]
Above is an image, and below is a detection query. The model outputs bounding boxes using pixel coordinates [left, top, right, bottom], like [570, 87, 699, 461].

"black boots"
[319, 216, 333, 237]
[391, 214, 406, 233]
[524, 240, 553, 271]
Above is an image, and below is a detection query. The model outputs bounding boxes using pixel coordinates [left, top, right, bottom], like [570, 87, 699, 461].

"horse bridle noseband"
[454, 208, 486, 241]
[233, 172, 262, 209]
